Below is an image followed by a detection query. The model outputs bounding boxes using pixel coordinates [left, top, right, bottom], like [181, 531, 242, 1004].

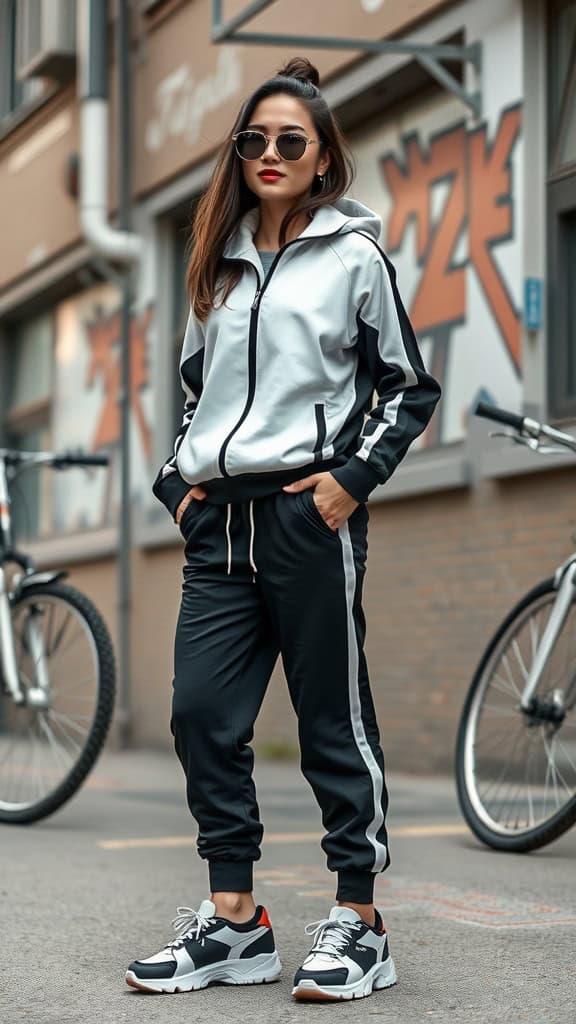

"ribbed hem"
[336, 870, 375, 904]
[152, 467, 193, 520]
[330, 457, 383, 503]
[209, 860, 254, 893]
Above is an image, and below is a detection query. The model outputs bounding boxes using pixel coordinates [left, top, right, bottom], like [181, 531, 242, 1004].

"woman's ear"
[318, 147, 332, 178]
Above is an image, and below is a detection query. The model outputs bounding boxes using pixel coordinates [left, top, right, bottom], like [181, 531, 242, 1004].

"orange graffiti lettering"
[381, 106, 522, 371]
[85, 306, 153, 459]
[468, 107, 522, 368]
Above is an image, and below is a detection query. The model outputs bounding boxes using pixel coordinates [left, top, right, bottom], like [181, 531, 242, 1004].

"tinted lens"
[235, 132, 266, 160]
[276, 133, 308, 160]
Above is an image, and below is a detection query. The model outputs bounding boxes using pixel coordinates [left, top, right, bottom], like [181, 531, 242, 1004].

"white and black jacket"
[153, 198, 441, 516]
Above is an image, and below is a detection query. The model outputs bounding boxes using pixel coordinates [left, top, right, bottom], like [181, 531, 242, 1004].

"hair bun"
[277, 57, 320, 88]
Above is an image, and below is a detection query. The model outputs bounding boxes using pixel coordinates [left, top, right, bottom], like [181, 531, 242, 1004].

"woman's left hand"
[283, 472, 359, 530]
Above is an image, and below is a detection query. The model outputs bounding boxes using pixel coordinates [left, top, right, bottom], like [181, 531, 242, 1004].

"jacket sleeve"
[331, 245, 441, 504]
[152, 307, 205, 520]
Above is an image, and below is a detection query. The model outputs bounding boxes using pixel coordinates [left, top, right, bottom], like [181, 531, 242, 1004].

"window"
[3, 312, 53, 539]
[548, 0, 576, 418]
[172, 213, 195, 438]
[0, 0, 42, 127]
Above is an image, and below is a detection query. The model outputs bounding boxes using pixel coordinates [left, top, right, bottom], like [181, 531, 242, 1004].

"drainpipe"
[77, 0, 142, 748]
[77, 0, 141, 262]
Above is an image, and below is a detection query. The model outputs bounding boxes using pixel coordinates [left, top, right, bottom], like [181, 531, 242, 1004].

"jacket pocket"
[313, 403, 327, 463]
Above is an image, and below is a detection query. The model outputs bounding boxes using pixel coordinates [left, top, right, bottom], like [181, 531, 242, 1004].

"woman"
[126, 57, 440, 1002]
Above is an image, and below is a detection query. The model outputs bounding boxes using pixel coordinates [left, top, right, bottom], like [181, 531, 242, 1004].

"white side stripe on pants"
[338, 520, 388, 872]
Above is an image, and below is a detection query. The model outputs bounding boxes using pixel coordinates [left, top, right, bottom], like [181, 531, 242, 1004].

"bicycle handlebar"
[1, 449, 110, 469]
[52, 453, 109, 468]
[474, 401, 526, 432]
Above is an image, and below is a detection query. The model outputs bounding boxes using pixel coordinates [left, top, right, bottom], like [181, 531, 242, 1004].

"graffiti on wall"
[145, 49, 242, 152]
[52, 286, 154, 532]
[85, 305, 153, 460]
[380, 104, 522, 444]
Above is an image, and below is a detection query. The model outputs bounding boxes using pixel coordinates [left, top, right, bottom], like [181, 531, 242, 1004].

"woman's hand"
[283, 472, 359, 530]
[175, 486, 207, 525]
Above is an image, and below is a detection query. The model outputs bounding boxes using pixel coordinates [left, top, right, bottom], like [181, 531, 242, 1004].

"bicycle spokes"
[465, 592, 576, 835]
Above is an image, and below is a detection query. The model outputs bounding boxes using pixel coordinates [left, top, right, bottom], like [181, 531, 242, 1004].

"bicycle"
[455, 402, 576, 852]
[0, 448, 116, 824]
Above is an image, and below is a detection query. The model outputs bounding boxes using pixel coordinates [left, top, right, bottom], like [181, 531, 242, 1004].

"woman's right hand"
[175, 486, 207, 525]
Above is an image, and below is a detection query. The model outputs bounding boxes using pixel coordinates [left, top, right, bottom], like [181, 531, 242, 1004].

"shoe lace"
[304, 917, 362, 957]
[169, 906, 215, 949]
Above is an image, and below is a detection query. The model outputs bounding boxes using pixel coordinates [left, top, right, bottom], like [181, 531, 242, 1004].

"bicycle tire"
[0, 580, 116, 824]
[455, 577, 576, 852]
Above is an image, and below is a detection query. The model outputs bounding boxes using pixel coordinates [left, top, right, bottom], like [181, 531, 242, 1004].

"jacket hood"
[223, 196, 383, 260]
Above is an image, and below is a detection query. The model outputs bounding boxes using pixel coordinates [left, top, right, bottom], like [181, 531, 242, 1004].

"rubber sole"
[125, 952, 282, 994]
[291, 956, 397, 1002]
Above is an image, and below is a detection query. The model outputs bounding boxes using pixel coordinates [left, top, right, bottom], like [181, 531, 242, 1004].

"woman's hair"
[186, 56, 355, 321]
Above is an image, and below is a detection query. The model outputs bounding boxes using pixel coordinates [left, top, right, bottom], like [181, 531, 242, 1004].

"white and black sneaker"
[292, 905, 397, 1002]
[126, 899, 282, 993]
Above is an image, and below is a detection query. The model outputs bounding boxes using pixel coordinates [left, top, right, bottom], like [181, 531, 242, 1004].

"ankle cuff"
[336, 871, 375, 904]
[209, 860, 254, 894]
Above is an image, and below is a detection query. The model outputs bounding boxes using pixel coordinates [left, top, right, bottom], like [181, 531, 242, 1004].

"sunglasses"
[232, 130, 320, 162]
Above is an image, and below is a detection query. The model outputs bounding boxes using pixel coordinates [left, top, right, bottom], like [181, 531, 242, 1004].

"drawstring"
[224, 501, 258, 580]
[225, 503, 232, 575]
[249, 499, 257, 581]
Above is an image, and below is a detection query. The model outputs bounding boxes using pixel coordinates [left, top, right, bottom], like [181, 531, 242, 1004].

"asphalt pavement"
[2, 748, 576, 1024]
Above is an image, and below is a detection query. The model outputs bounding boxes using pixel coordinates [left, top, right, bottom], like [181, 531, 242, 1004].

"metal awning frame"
[211, 0, 482, 117]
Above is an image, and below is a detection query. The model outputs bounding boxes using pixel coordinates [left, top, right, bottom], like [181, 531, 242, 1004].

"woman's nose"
[262, 137, 279, 159]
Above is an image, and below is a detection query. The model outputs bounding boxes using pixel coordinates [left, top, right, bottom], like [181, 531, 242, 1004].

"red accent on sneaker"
[257, 907, 272, 929]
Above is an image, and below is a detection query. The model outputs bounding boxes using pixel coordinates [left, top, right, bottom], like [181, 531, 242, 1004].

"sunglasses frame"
[232, 130, 320, 162]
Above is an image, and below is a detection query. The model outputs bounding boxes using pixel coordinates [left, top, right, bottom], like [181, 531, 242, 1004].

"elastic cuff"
[209, 860, 254, 894]
[152, 467, 193, 520]
[336, 871, 375, 904]
[330, 458, 383, 503]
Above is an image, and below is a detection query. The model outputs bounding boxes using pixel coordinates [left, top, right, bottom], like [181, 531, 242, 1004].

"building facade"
[0, 0, 574, 772]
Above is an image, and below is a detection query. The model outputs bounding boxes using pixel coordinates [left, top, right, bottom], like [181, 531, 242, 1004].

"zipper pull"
[251, 289, 261, 311]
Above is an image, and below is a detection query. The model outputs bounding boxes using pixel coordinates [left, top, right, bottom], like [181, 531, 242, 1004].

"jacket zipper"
[217, 240, 301, 477]
[217, 229, 345, 478]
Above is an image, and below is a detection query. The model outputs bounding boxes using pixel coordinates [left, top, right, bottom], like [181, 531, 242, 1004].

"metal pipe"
[77, 0, 142, 263]
[214, 27, 477, 63]
[211, 0, 276, 39]
[76, 0, 143, 747]
[117, 0, 132, 747]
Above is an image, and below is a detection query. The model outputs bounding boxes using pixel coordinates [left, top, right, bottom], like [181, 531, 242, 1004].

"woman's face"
[237, 93, 331, 205]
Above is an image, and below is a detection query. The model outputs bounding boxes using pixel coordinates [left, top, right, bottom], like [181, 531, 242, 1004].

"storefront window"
[0, 0, 42, 127]
[172, 216, 193, 438]
[3, 313, 53, 539]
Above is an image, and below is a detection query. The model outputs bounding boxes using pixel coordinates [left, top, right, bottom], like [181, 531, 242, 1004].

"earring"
[317, 173, 325, 191]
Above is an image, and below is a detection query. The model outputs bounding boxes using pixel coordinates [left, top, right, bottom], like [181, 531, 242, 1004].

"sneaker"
[125, 899, 282, 993]
[292, 905, 397, 1002]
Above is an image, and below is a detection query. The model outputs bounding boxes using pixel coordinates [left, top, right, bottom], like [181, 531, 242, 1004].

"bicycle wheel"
[0, 580, 115, 823]
[455, 578, 576, 851]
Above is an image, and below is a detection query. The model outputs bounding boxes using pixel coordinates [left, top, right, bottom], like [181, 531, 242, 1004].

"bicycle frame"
[0, 454, 69, 708]
[0, 457, 25, 703]
[477, 402, 576, 715]
[519, 556, 576, 713]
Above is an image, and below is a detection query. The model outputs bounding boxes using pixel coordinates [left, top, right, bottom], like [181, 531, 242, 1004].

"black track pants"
[171, 487, 390, 904]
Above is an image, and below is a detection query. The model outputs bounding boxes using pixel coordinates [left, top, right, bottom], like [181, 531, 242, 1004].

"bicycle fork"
[520, 559, 576, 713]
[0, 570, 51, 708]
[0, 569, 24, 703]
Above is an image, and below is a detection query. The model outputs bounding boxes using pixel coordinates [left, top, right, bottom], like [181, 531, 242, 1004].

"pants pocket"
[300, 488, 336, 537]
[179, 498, 208, 540]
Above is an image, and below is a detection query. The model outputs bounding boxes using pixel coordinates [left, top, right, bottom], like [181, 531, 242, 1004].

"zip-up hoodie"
[153, 197, 441, 516]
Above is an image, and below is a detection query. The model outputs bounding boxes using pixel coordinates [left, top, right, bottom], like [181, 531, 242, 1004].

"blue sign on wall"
[524, 278, 543, 331]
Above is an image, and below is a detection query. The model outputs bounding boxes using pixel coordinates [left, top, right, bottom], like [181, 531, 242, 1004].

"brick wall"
[64, 464, 576, 775]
